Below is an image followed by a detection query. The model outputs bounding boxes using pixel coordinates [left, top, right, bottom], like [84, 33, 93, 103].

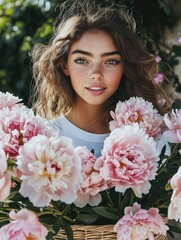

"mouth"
[85, 87, 106, 91]
[85, 86, 107, 95]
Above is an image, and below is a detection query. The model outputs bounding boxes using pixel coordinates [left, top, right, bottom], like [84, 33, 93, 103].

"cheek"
[70, 67, 88, 78]
[69, 68, 86, 88]
[107, 68, 123, 87]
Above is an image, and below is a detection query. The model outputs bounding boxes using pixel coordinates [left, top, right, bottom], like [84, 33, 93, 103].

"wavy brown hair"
[30, 0, 170, 119]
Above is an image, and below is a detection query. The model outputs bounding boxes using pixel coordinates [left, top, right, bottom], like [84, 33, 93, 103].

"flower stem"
[11, 176, 21, 183]
[61, 204, 70, 216]
[116, 192, 122, 212]
[106, 190, 114, 208]
[37, 209, 74, 223]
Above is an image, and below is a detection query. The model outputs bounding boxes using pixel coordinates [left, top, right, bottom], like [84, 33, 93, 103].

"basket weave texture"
[55, 224, 168, 240]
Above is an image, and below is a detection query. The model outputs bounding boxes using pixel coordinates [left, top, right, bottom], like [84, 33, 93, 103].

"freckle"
[76, 68, 91, 73]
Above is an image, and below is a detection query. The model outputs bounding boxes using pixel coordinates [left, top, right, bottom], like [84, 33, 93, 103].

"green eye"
[74, 59, 87, 64]
[106, 59, 120, 65]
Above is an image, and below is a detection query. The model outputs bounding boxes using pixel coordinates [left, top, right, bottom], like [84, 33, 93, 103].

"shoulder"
[50, 115, 65, 124]
[48, 115, 66, 133]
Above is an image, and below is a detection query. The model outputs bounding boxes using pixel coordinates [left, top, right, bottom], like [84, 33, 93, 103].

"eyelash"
[105, 59, 120, 65]
[74, 59, 87, 64]
[74, 59, 120, 65]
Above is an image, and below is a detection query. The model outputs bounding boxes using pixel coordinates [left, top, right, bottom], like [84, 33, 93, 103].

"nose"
[90, 64, 103, 81]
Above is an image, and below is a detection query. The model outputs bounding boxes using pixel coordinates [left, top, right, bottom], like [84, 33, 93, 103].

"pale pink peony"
[109, 97, 163, 140]
[0, 106, 56, 159]
[0, 148, 8, 175]
[114, 202, 168, 240]
[0, 125, 10, 146]
[74, 146, 108, 207]
[0, 148, 11, 201]
[0, 91, 22, 110]
[16, 135, 82, 207]
[169, 166, 181, 190]
[168, 188, 181, 222]
[0, 208, 48, 239]
[163, 109, 181, 143]
[98, 124, 159, 197]
[168, 166, 181, 221]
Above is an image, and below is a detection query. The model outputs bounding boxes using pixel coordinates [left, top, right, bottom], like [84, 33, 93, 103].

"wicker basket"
[55, 224, 168, 240]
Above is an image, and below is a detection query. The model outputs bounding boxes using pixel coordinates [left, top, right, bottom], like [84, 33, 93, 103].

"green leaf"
[158, 0, 171, 15]
[76, 213, 99, 224]
[61, 219, 73, 240]
[42, 222, 55, 234]
[0, 219, 9, 228]
[167, 224, 181, 234]
[46, 217, 62, 240]
[51, 217, 62, 235]
[79, 206, 98, 214]
[93, 206, 119, 220]
[5, 190, 20, 202]
[119, 189, 135, 212]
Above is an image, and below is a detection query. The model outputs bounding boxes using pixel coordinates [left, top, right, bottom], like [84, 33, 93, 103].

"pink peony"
[0, 91, 22, 110]
[0, 106, 56, 159]
[168, 188, 181, 222]
[0, 148, 11, 201]
[155, 56, 162, 62]
[74, 146, 108, 207]
[114, 202, 168, 240]
[163, 109, 181, 143]
[109, 97, 163, 140]
[0, 125, 10, 146]
[168, 166, 181, 221]
[98, 124, 159, 197]
[16, 135, 82, 207]
[154, 73, 164, 84]
[0, 208, 48, 239]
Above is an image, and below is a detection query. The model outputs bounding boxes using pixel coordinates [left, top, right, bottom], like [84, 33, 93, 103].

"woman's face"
[62, 29, 123, 108]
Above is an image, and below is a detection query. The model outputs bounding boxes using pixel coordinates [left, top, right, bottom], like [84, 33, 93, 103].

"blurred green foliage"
[0, 0, 181, 106]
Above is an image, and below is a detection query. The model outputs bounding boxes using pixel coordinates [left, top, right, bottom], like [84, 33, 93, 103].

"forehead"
[69, 29, 117, 52]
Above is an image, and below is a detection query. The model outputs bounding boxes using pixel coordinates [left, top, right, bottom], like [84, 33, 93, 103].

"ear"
[60, 60, 69, 76]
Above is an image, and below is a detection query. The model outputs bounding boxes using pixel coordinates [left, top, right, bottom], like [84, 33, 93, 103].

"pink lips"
[85, 86, 107, 95]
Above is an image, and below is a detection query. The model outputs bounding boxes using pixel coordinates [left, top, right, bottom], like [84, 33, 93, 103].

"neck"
[66, 104, 110, 134]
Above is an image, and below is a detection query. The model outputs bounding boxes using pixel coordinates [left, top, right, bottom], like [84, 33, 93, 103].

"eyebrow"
[71, 50, 121, 57]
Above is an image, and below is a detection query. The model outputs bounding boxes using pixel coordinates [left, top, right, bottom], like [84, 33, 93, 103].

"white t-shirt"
[49, 116, 109, 158]
[49, 116, 170, 158]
